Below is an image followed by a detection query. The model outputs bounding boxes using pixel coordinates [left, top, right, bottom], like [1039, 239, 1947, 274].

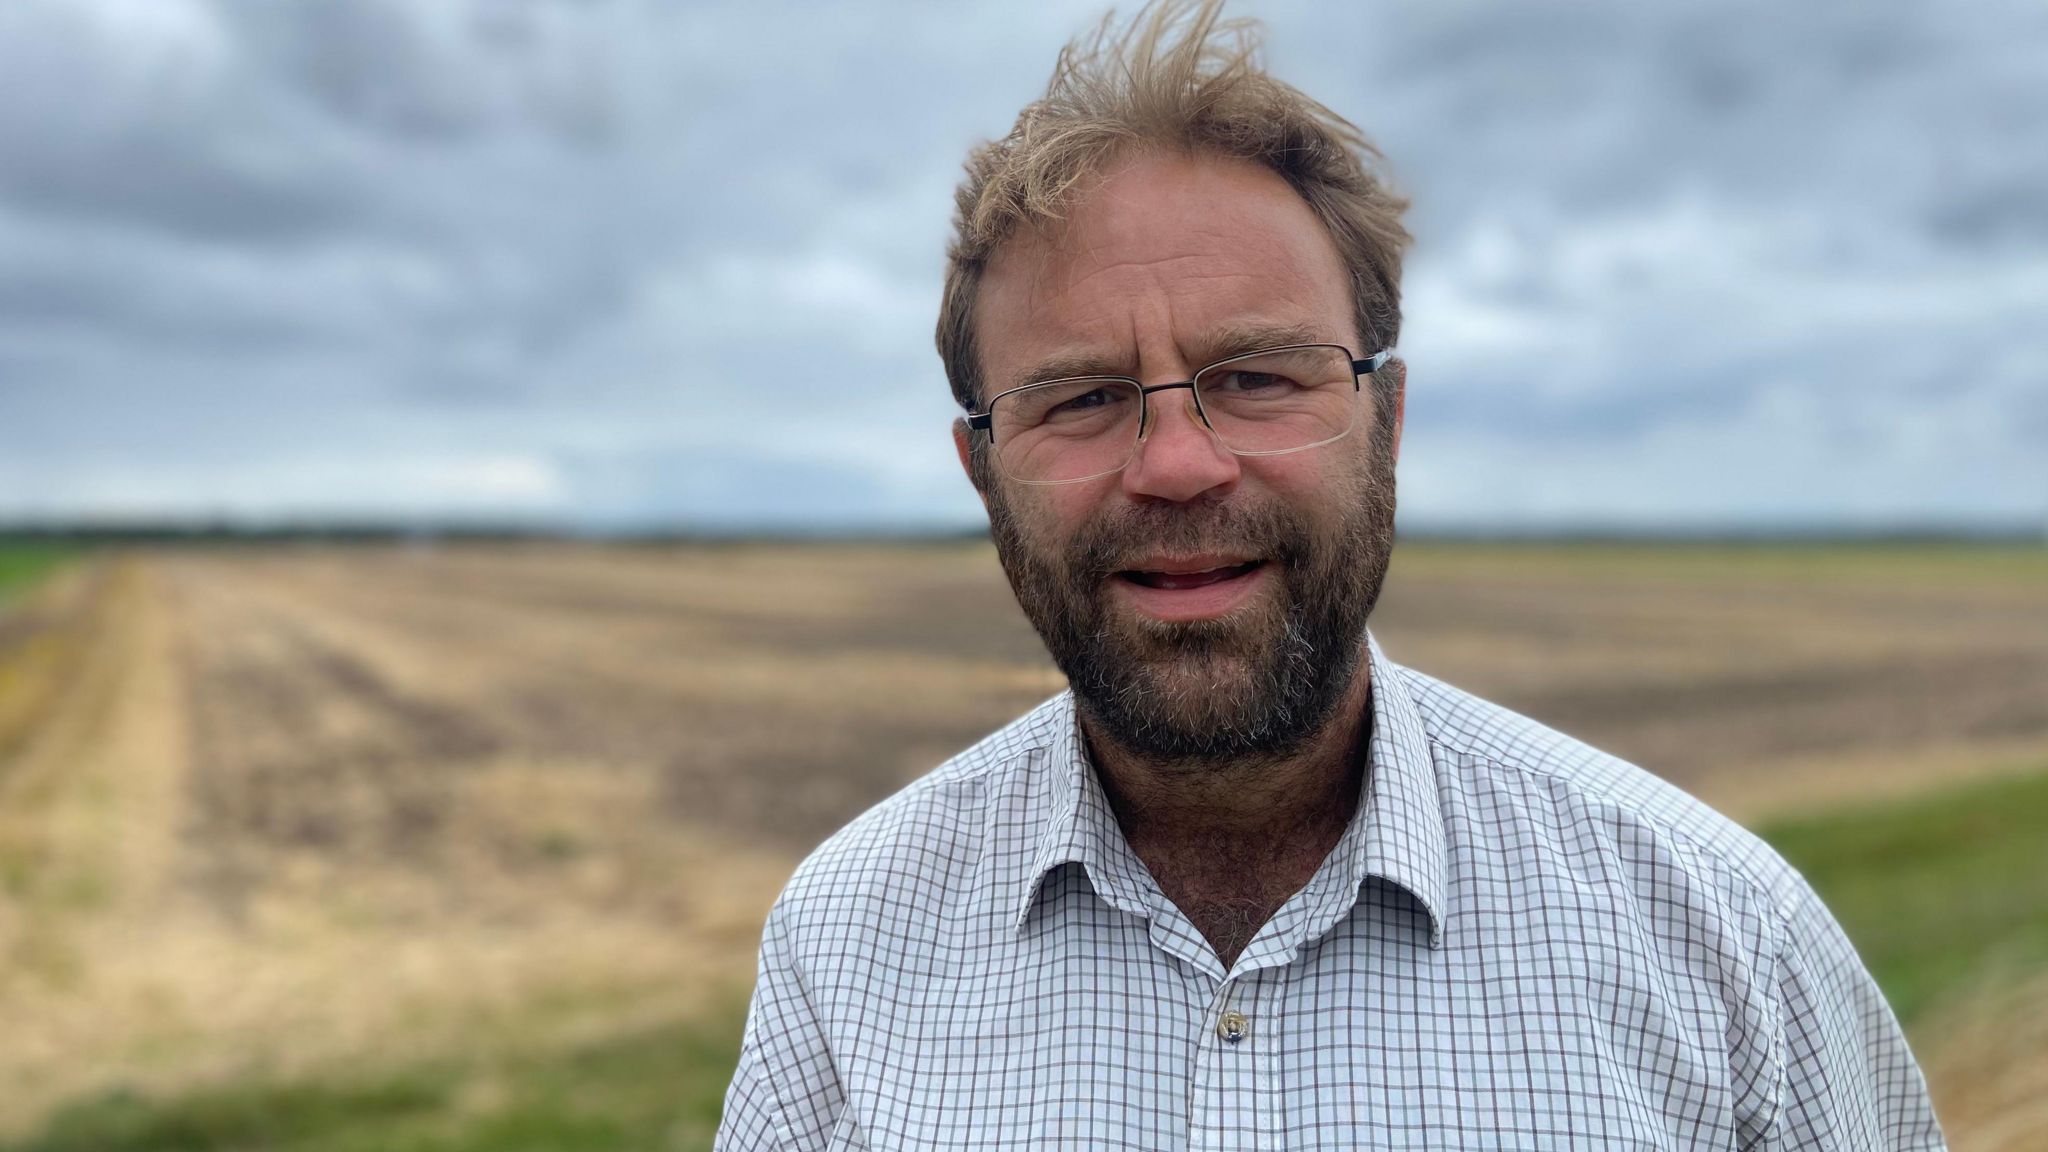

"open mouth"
[1117, 560, 1266, 590]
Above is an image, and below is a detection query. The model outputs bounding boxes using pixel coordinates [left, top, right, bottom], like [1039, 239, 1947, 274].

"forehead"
[975, 150, 1354, 390]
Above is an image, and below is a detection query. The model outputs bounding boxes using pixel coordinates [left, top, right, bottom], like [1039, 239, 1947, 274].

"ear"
[952, 417, 990, 511]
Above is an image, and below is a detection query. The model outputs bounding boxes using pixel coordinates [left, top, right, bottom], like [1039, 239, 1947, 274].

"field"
[0, 539, 2044, 1149]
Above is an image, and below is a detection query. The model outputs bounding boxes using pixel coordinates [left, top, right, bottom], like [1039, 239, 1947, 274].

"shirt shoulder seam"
[1418, 724, 1797, 1139]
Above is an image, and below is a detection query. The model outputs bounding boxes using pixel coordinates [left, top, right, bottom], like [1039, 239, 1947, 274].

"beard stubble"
[985, 440, 1398, 769]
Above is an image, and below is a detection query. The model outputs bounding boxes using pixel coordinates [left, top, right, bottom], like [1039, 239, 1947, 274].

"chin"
[1078, 628, 1336, 766]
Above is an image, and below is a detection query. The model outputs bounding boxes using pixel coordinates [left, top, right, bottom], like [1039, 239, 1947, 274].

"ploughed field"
[0, 541, 2043, 1148]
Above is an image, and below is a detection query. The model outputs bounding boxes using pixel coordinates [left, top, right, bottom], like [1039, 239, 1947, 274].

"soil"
[0, 540, 2041, 1141]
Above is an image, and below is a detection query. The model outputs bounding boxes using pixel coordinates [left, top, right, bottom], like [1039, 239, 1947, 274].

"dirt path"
[1, 558, 206, 1122]
[0, 552, 810, 1132]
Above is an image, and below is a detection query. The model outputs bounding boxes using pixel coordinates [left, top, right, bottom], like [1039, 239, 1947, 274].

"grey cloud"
[1926, 183, 2048, 250]
[1296, 0, 2048, 257]
[0, 127, 362, 245]
[0, 0, 2041, 530]
[0, 10, 360, 247]
[223, 0, 626, 147]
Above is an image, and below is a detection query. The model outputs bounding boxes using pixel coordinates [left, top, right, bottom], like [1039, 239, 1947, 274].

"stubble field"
[0, 540, 2043, 1148]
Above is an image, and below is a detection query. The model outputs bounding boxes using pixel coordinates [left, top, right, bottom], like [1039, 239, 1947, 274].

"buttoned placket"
[1045, 686, 1400, 1150]
[1149, 883, 1343, 1152]
[1188, 971, 1256, 1152]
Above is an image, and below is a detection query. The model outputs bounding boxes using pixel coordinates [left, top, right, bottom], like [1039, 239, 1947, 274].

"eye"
[1037, 383, 1135, 425]
[1049, 386, 1114, 415]
[1209, 369, 1299, 395]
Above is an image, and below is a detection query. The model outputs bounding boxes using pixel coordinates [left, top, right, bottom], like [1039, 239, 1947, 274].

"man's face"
[960, 150, 1404, 767]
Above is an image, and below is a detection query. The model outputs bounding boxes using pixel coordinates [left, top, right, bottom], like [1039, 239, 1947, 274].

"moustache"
[1065, 502, 1311, 584]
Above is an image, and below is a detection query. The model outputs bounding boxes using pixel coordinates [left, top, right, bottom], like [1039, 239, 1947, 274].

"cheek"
[1241, 452, 1349, 507]
[1005, 478, 1117, 545]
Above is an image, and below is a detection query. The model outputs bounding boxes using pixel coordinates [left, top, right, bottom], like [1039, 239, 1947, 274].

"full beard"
[986, 451, 1397, 769]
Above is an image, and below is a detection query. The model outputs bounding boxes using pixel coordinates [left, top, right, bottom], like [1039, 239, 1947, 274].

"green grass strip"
[0, 545, 76, 607]
[1759, 765, 2048, 1026]
[5, 1008, 746, 1152]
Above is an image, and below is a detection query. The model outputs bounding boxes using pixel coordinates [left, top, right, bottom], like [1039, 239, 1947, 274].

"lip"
[1118, 553, 1258, 576]
[1109, 558, 1271, 622]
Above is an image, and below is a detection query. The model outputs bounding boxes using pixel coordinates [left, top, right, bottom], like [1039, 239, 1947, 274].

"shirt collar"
[1012, 694, 1160, 927]
[1334, 631, 1449, 948]
[1010, 630, 1449, 949]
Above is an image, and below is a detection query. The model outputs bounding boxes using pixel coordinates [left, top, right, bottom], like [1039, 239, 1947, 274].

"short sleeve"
[1763, 882, 1947, 1150]
[715, 897, 846, 1152]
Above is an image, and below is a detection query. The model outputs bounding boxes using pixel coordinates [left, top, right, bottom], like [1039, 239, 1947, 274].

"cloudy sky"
[1, 0, 2043, 533]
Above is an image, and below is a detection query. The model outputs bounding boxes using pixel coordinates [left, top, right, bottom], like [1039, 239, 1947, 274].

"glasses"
[967, 344, 1391, 484]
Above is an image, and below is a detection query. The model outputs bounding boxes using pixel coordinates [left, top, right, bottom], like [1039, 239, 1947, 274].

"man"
[718, 2, 1944, 1147]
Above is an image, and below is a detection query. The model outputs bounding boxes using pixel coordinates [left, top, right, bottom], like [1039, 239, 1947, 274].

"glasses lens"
[1194, 345, 1359, 456]
[991, 377, 1142, 483]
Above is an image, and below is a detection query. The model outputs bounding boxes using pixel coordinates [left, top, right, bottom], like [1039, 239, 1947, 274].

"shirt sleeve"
[717, 1041, 793, 1152]
[1763, 881, 1948, 1150]
[715, 896, 847, 1152]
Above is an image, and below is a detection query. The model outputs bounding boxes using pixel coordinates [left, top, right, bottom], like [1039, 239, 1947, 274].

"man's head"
[940, 1, 1411, 769]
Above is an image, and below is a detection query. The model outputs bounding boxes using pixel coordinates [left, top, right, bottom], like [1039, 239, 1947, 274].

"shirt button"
[1217, 1010, 1249, 1044]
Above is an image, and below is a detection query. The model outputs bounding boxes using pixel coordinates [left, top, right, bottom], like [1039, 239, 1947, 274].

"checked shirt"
[718, 634, 1945, 1149]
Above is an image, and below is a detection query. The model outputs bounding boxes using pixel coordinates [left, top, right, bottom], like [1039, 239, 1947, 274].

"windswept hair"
[937, 0, 1411, 427]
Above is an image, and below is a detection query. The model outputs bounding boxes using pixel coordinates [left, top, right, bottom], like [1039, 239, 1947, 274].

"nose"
[1120, 386, 1240, 503]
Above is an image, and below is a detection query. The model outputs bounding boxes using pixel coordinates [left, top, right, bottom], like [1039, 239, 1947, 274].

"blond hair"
[937, 0, 1410, 425]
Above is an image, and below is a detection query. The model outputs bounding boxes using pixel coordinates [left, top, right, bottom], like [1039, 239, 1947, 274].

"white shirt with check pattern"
[718, 633, 1945, 1149]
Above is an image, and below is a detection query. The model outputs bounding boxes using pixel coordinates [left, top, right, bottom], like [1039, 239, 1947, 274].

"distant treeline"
[1, 520, 2044, 548]
[0, 522, 564, 546]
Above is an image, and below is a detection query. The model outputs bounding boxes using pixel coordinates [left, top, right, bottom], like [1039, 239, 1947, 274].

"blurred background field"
[0, 537, 2043, 1150]
[4, 0, 2046, 1147]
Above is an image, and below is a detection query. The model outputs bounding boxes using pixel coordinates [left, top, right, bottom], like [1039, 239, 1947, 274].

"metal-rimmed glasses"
[967, 344, 1391, 484]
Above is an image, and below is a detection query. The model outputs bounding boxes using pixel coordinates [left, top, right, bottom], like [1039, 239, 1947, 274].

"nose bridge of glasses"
[1136, 379, 1212, 440]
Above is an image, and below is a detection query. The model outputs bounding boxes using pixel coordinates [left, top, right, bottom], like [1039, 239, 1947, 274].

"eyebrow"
[1002, 321, 1334, 395]
[1186, 321, 1331, 368]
